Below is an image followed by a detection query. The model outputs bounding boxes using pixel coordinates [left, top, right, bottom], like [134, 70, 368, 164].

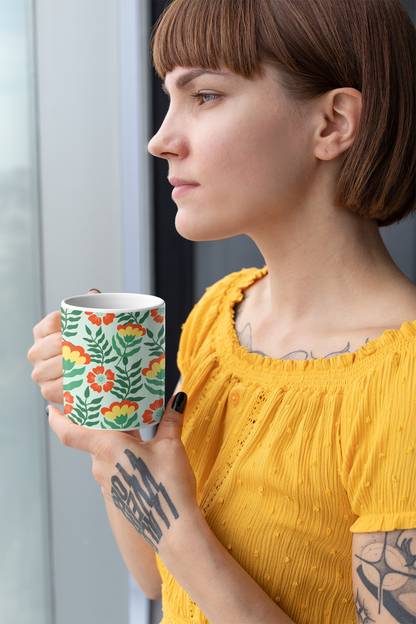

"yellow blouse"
[156, 267, 416, 624]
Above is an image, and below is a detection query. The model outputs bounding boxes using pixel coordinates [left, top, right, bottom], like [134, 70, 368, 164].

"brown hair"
[152, 0, 415, 226]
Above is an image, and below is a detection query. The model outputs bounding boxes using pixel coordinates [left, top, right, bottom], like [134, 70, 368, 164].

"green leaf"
[102, 340, 109, 350]
[146, 377, 164, 386]
[125, 346, 143, 358]
[112, 336, 122, 357]
[67, 414, 81, 424]
[115, 365, 128, 375]
[139, 310, 149, 324]
[115, 378, 128, 389]
[63, 332, 77, 338]
[157, 327, 164, 340]
[90, 397, 103, 405]
[130, 369, 142, 379]
[69, 310, 83, 316]
[123, 356, 129, 366]
[116, 333, 126, 348]
[147, 329, 154, 340]
[62, 359, 76, 372]
[110, 390, 125, 400]
[96, 326, 103, 338]
[125, 414, 139, 429]
[63, 379, 84, 391]
[85, 325, 92, 337]
[128, 395, 145, 403]
[130, 381, 143, 391]
[100, 422, 107, 429]
[130, 360, 142, 371]
[84, 386, 90, 399]
[105, 419, 120, 429]
[85, 420, 99, 427]
[63, 366, 86, 378]
[105, 356, 118, 364]
[145, 384, 164, 396]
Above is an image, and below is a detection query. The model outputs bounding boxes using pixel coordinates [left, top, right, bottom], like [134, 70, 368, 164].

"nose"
[148, 112, 189, 161]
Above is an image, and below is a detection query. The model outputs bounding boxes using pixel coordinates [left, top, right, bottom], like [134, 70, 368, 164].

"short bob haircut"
[152, 0, 415, 226]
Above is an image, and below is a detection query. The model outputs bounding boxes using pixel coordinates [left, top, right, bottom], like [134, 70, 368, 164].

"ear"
[314, 88, 362, 162]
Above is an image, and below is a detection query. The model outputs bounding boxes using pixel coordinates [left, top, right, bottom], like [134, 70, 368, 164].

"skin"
[28, 65, 416, 623]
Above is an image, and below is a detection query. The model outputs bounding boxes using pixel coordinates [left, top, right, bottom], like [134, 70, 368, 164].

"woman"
[28, 0, 416, 622]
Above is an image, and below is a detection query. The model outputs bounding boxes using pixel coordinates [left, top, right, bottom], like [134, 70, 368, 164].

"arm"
[48, 394, 296, 624]
[352, 529, 416, 623]
[102, 376, 183, 599]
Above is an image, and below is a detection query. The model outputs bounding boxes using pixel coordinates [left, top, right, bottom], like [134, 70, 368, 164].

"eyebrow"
[161, 68, 230, 95]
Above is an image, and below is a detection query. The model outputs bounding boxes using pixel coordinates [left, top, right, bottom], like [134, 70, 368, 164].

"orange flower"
[101, 399, 139, 420]
[63, 391, 74, 415]
[87, 366, 115, 393]
[85, 311, 115, 326]
[151, 309, 165, 323]
[117, 323, 146, 339]
[142, 354, 165, 379]
[62, 341, 91, 365]
[142, 399, 164, 425]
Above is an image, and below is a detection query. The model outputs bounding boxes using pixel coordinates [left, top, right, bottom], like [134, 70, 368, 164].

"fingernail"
[46, 406, 50, 417]
[89, 288, 101, 293]
[172, 392, 187, 414]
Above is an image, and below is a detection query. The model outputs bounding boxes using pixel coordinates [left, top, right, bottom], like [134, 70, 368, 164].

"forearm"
[105, 497, 162, 599]
[159, 504, 295, 624]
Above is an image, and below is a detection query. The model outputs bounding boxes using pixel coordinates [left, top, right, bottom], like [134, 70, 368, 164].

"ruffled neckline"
[224, 266, 416, 375]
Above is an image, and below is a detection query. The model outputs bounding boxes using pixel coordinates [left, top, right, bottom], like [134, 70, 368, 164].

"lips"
[168, 176, 199, 188]
[168, 176, 200, 198]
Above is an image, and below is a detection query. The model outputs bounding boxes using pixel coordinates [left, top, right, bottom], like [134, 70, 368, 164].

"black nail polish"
[172, 392, 187, 414]
[46, 406, 50, 417]
[89, 288, 101, 293]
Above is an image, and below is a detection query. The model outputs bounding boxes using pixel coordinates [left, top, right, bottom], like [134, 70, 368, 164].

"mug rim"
[61, 292, 165, 313]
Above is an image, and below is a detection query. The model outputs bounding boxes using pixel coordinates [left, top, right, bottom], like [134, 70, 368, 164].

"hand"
[28, 289, 100, 404]
[47, 393, 197, 553]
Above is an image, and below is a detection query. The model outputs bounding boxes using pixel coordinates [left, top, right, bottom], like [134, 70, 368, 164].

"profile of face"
[148, 65, 319, 242]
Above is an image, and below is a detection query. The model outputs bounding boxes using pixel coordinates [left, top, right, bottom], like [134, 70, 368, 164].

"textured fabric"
[157, 267, 416, 624]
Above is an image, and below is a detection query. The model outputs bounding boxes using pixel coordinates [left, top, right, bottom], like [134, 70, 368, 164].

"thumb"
[157, 392, 187, 439]
[88, 288, 101, 294]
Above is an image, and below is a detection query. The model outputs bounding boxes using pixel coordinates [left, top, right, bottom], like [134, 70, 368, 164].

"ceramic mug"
[61, 293, 165, 430]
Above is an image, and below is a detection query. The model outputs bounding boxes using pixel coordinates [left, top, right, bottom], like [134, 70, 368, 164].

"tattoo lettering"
[234, 294, 370, 360]
[111, 449, 179, 552]
[355, 530, 416, 623]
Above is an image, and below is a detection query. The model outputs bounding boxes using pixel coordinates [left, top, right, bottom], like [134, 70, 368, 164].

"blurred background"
[0, 1, 414, 623]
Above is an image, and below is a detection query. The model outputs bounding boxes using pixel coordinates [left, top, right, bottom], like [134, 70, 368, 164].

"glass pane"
[0, 1, 52, 622]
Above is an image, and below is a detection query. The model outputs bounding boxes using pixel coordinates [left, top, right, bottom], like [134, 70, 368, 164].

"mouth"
[168, 177, 200, 198]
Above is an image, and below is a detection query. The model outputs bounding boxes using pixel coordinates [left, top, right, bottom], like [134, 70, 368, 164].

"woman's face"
[148, 65, 317, 242]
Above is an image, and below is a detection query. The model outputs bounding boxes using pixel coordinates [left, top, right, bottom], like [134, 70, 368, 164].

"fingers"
[33, 310, 61, 341]
[48, 405, 104, 454]
[157, 392, 187, 440]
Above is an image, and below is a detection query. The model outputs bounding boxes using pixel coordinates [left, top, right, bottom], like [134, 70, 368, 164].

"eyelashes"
[189, 92, 222, 104]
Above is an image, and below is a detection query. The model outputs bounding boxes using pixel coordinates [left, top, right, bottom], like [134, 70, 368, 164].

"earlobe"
[314, 88, 362, 162]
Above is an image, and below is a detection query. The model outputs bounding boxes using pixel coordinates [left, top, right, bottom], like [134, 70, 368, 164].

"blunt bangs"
[152, 0, 262, 79]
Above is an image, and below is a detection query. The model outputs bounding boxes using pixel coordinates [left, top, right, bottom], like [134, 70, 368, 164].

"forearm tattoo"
[111, 449, 179, 552]
[355, 530, 416, 623]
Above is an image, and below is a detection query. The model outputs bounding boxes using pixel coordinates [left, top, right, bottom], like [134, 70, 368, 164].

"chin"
[174, 212, 240, 242]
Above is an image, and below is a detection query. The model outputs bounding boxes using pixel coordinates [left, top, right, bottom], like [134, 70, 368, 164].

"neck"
[248, 200, 401, 332]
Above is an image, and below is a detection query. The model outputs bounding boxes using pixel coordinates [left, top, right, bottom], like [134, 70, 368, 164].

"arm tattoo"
[111, 449, 179, 552]
[234, 294, 370, 360]
[355, 530, 416, 623]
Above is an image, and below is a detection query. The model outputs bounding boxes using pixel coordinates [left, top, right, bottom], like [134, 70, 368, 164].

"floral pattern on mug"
[85, 311, 115, 326]
[87, 366, 115, 393]
[142, 398, 164, 425]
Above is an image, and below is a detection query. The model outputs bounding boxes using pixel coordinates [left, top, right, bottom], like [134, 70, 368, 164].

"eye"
[189, 92, 221, 105]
